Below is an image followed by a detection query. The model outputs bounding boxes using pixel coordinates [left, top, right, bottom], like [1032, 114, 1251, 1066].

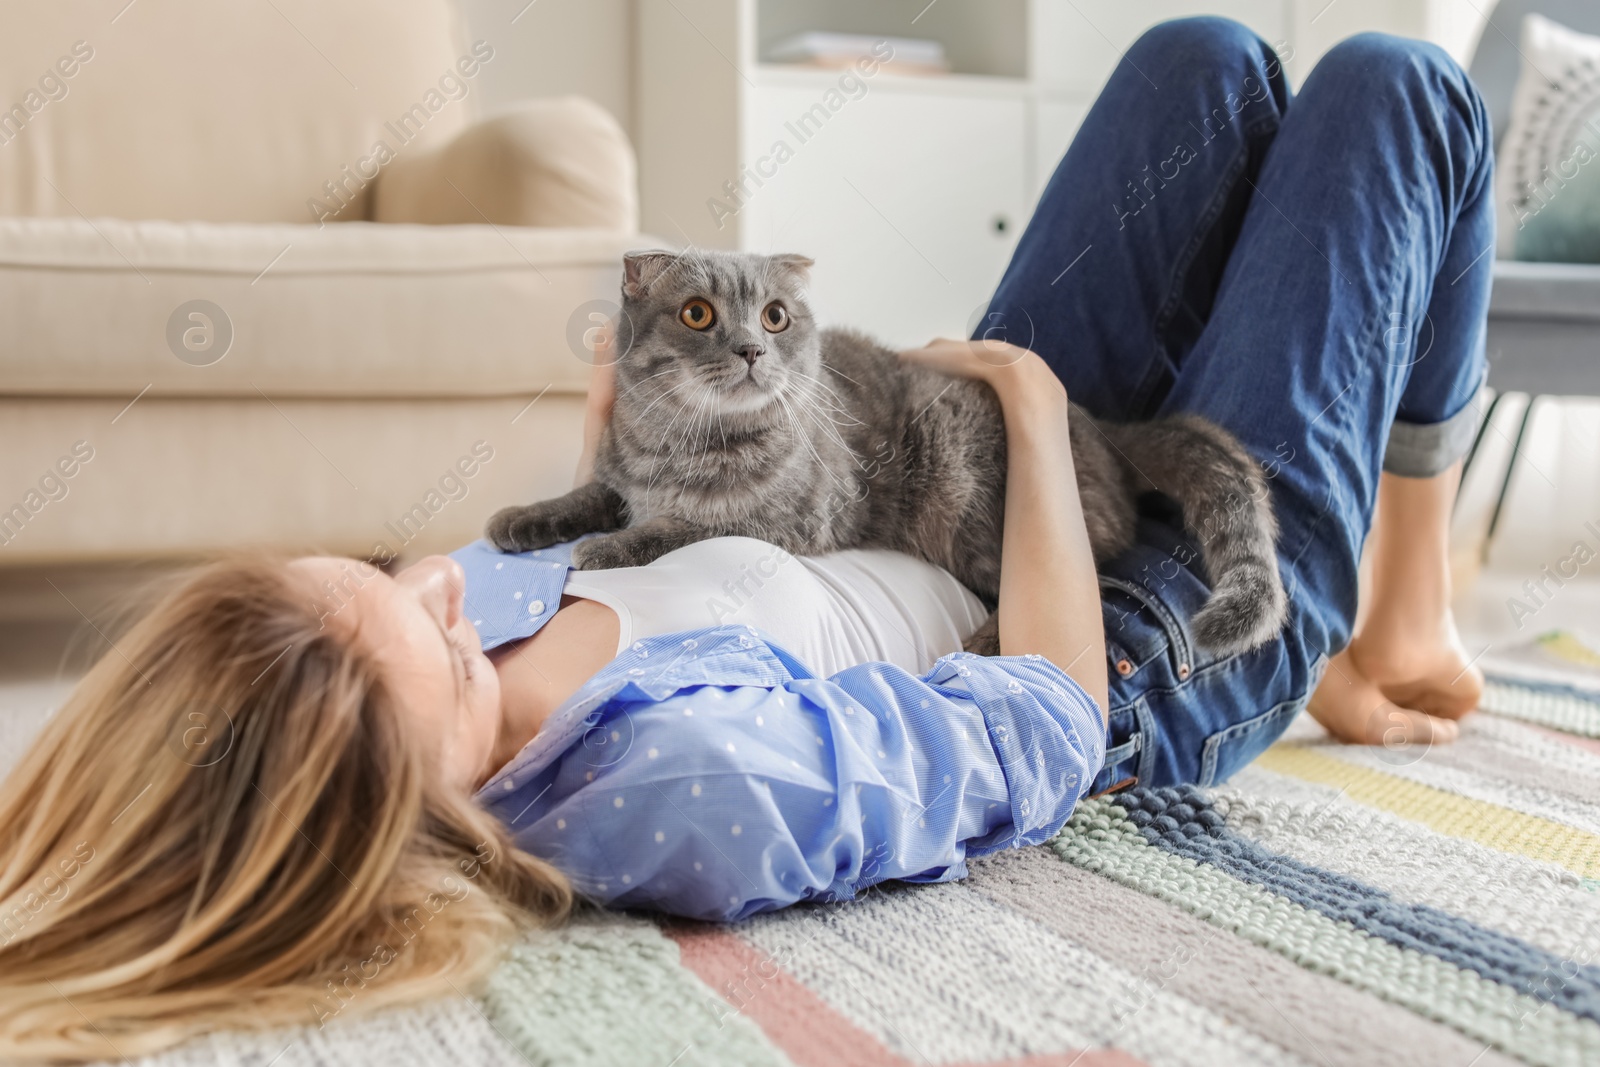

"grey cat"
[487, 249, 1286, 656]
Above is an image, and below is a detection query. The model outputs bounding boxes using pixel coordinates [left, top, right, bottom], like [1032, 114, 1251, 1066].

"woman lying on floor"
[0, 18, 1492, 1061]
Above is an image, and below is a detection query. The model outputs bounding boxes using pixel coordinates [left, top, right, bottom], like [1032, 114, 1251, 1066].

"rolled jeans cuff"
[1382, 385, 1488, 478]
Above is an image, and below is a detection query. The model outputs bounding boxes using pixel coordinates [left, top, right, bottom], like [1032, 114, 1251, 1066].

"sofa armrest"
[373, 96, 637, 230]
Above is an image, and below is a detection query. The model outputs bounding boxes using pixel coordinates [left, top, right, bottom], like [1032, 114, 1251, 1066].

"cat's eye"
[679, 299, 715, 331]
[761, 302, 789, 333]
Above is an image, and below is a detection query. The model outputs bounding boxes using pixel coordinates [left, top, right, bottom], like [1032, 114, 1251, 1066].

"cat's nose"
[733, 341, 764, 366]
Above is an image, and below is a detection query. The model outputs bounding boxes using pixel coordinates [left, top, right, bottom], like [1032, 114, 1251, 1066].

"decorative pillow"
[1495, 14, 1600, 263]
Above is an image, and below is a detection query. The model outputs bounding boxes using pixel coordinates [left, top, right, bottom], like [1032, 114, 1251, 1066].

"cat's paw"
[485, 504, 565, 553]
[571, 534, 653, 571]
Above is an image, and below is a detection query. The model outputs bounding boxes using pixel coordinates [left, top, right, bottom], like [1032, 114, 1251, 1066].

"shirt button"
[1116, 659, 1134, 677]
[527, 600, 545, 616]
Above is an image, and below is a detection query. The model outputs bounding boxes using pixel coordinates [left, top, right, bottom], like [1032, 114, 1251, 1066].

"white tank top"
[561, 537, 988, 677]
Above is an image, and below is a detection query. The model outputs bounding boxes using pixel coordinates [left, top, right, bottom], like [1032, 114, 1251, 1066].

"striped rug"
[1481, 680, 1600, 739]
[1479, 629, 1600, 738]
[115, 708, 1600, 1067]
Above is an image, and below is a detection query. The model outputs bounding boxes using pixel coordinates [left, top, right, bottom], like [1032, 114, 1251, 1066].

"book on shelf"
[764, 31, 950, 75]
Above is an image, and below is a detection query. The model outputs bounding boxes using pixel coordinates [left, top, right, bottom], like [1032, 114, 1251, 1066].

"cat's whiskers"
[641, 386, 702, 499]
[778, 378, 863, 471]
[619, 363, 682, 393]
[635, 378, 707, 503]
[681, 384, 720, 491]
[644, 378, 727, 505]
[614, 363, 687, 416]
[782, 379, 866, 462]
[790, 400, 860, 473]
[787, 369, 861, 425]
[627, 372, 700, 428]
[775, 389, 856, 500]
[825, 365, 866, 391]
[785, 383, 857, 438]
[691, 374, 753, 491]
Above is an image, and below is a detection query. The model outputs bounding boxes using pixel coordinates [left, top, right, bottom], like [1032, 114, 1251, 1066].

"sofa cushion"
[1468, 0, 1600, 153]
[375, 98, 640, 231]
[1493, 14, 1600, 263]
[0, 394, 586, 564]
[0, 217, 641, 398]
[0, 0, 476, 223]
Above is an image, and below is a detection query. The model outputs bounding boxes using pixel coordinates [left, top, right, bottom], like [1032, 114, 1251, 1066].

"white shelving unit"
[636, 1, 1300, 346]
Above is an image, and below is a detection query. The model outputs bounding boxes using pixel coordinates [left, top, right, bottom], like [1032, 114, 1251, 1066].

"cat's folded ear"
[622, 250, 681, 298]
[768, 254, 815, 283]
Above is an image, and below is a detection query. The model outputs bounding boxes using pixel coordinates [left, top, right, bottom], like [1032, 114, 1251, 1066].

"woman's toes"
[1364, 703, 1460, 747]
[1307, 647, 1463, 749]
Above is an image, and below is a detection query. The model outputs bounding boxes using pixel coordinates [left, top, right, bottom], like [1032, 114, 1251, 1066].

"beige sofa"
[0, 0, 640, 565]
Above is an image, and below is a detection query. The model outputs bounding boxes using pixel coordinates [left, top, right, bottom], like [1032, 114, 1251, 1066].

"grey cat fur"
[486, 248, 1287, 656]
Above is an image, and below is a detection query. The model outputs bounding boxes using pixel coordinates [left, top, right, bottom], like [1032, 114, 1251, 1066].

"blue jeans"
[982, 19, 1494, 792]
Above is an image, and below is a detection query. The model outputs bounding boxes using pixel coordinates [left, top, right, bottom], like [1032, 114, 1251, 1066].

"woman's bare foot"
[1348, 616, 1484, 721]
[1308, 643, 1462, 747]
[1310, 463, 1483, 747]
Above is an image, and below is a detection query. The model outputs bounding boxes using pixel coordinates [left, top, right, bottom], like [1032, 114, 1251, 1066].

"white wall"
[454, 0, 1491, 145]
[1426, 1, 1494, 67]
[1291, 0, 1488, 69]
[458, 0, 634, 133]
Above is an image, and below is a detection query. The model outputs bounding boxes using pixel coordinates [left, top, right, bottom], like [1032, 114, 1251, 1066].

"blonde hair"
[0, 557, 570, 1063]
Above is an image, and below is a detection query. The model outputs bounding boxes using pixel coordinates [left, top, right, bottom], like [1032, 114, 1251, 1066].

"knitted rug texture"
[106, 709, 1600, 1067]
[1480, 630, 1600, 737]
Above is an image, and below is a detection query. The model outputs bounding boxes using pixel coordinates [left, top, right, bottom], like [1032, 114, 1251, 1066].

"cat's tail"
[1111, 415, 1288, 657]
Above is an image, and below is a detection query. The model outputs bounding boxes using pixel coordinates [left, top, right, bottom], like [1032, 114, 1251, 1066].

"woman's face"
[288, 555, 502, 792]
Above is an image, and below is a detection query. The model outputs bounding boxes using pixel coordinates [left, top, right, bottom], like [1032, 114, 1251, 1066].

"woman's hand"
[900, 338, 1063, 399]
[901, 339, 1070, 429]
[574, 322, 618, 487]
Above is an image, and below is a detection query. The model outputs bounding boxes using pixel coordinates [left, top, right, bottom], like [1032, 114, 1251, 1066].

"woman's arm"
[573, 324, 618, 487]
[486, 634, 1105, 922]
[900, 340, 1109, 719]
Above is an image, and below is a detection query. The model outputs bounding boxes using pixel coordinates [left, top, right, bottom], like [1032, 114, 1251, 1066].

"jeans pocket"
[1092, 699, 1154, 796]
[1197, 694, 1306, 787]
[1099, 576, 1182, 681]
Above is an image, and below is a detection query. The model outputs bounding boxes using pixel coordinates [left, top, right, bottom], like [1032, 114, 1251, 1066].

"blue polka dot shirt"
[457, 539, 1105, 922]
